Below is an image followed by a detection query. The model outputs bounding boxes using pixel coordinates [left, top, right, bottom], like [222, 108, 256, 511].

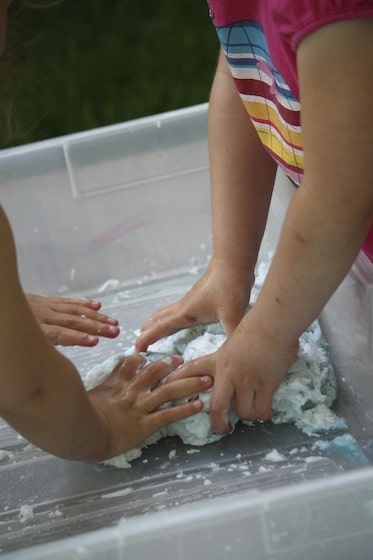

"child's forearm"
[208, 50, 276, 275]
[1, 350, 110, 461]
[250, 179, 373, 346]
[0, 209, 110, 461]
[252, 18, 373, 346]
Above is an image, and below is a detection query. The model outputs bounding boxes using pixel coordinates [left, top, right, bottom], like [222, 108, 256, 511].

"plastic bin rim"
[0, 103, 209, 160]
[3, 466, 373, 560]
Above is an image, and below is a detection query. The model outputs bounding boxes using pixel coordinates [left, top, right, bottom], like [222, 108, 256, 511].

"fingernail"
[87, 335, 98, 345]
[201, 376, 212, 383]
[109, 326, 120, 334]
[106, 317, 119, 325]
[192, 399, 203, 410]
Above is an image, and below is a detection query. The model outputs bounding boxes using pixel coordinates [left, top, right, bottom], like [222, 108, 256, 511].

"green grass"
[2, 0, 219, 147]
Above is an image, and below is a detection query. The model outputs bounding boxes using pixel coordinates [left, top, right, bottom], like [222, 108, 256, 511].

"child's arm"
[136, 50, 276, 351]
[0, 207, 212, 460]
[245, 18, 373, 353]
[166, 19, 373, 434]
[208, 49, 277, 284]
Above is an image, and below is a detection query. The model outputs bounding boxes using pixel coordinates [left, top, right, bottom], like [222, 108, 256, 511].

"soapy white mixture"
[81, 260, 346, 469]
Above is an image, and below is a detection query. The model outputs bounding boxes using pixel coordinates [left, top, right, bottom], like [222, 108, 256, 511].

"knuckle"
[156, 384, 173, 402]
[144, 360, 163, 377]
[69, 303, 82, 314]
[127, 354, 146, 370]
[158, 407, 175, 425]
[64, 313, 79, 327]
[45, 324, 61, 339]
[117, 355, 144, 377]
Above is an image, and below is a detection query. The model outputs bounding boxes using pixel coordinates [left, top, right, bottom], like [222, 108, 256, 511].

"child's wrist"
[84, 396, 113, 462]
[246, 304, 300, 351]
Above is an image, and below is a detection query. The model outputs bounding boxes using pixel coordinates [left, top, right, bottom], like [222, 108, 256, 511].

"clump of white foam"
[19, 504, 34, 523]
[265, 449, 286, 462]
[82, 258, 346, 468]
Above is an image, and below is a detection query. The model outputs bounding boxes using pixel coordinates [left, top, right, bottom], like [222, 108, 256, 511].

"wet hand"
[88, 354, 213, 460]
[136, 260, 252, 352]
[26, 293, 120, 347]
[165, 315, 299, 434]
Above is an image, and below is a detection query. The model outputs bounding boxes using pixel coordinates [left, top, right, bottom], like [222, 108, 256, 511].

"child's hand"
[26, 293, 120, 347]
[164, 312, 299, 434]
[88, 353, 213, 460]
[136, 259, 253, 352]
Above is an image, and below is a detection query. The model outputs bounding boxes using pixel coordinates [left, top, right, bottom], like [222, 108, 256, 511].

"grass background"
[2, 0, 219, 147]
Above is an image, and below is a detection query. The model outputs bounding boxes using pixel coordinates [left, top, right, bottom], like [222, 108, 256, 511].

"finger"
[51, 302, 119, 326]
[47, 313, 120, 338]
[146, 375, 213, 411]
[165, 356, 214, 383]
[77, 299, 103, 312]
[235, 389, 256, 422]
[210, 377, 235, 435]
[43, 325, 99, 347]
[46, 296, 102, 312]
[253, 390, 274, 422]
[73, 306, 119, 326]
[139, 304, 175, 331]
[114, 354, 146, 381]
[133, 356, 184, 389]
[136, 311, 198, 352]
[147, 399, 205, 432]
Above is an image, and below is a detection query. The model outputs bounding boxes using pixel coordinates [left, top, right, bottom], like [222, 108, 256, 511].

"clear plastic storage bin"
[1, 104, 373, 559]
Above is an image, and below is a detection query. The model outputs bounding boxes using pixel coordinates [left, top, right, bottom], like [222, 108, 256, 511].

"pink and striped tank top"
[207, 0, 373, 261]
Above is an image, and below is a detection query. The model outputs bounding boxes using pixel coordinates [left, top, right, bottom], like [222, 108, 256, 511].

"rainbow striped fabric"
[217, 21, 303, 185]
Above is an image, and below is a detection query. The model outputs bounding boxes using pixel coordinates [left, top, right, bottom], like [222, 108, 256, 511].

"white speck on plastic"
[97, 279, 121, 293]
[289, 447, 299, 455]
[19, 505, 34, 523]
[265, 449, 286, 462]
[152, 490, 168, 498]
[101, 488, 134, 499]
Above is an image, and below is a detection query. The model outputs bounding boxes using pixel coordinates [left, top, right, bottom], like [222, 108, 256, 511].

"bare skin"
[0, 2, 213, 460]
[137, 20, 373, 434]
[0, 206, 213, 460]
[137, 49, 277, 348]
[87, 354, 212, 459]
[25, 293, 120, 347]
